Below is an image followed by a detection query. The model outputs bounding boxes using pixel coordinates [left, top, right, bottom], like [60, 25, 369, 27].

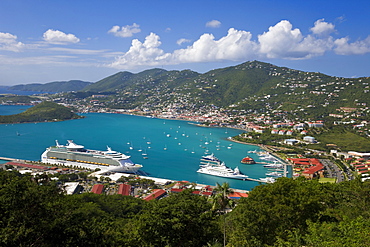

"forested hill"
[0, 101, 82, 124]
[9, 80, 91, 93]
[82, 68, 200, 92]
[78, 61, 370, 119]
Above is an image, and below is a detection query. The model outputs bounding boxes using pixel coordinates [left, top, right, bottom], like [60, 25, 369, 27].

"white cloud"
[258, 20, 333, 59]
[206, 20, 221, 28]
[177, 38, 191, 45]
[334, 36, 370, 55]
[108, 28, 257, 69]
[0, 32, 25, 52]
[108, 32, 170, 69]
[43, 29, 80, 44]
[108, 18, 368, 69]
[310, 19, 335, 36]
[108, 23, 141, 38]
[171, 28, 257, 63]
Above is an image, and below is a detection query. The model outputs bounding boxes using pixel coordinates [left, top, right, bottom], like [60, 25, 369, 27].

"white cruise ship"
[197, 154, 248, 180]
[41, 140, 142, 173]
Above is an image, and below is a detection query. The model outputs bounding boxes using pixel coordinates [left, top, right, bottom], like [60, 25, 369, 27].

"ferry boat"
[197, 162, 249, 180]
[41, 140, 143, 173]
[240, 156, 255, 164]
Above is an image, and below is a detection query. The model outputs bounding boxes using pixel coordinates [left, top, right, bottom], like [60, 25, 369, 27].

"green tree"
[227, 178, 336, 246]
[209, 182, 234, 247]
[125, 189, 220, 246]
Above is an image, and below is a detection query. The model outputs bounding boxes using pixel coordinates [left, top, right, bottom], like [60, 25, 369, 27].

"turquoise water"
[0, 105, 32, 115]
[0, 106, 275, 191]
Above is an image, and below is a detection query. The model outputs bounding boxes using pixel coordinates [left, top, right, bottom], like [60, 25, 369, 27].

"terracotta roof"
[143, 189, 166, 201]
[170, 188, 183, 193]
[228, 192, 248, 198]
[118, 183, 131, 196]
[91, 184, 104, 194]
[6, 162, 47, 170]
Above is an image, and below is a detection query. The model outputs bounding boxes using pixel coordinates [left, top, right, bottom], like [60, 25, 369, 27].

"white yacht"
[263, 162, 283, 168]
[265, 171, 283, 177]
[41, 140, 143, 173]
[259, 177, 276, 183]
[198, 154, 248, 180]
[200, 153, 222, 164]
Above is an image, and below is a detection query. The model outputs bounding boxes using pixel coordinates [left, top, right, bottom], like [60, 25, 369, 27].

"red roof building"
[91, 184, 104, 194]
[228, 192, 249, 199]
[6, 162, 47, 170]
[170, 188, 184, 193]
[143, 189, 166, 201]
[117, 183, 131, 196]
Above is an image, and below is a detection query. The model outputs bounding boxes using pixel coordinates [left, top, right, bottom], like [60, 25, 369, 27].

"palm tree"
[209, 182, 235, 246]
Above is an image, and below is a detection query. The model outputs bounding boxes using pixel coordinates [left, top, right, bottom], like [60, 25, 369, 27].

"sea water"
[0, 106, 276, 191]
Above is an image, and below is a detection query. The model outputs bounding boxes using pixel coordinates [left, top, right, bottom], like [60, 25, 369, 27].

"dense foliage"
[1, 169, 370, 246]
[0, 101, 81, 124]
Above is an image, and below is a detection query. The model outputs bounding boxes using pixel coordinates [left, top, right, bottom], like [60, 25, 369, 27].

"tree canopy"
[0, 169, 370, 246]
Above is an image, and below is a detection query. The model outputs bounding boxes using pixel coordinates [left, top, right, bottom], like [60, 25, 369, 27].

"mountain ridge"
[9, 80, 92, 93]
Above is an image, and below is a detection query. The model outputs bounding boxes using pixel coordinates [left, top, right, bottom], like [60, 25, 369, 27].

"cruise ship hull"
[41, 140, 142, 173]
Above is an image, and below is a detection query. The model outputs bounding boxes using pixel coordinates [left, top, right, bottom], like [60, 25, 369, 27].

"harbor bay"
[0, 105, 280, 191]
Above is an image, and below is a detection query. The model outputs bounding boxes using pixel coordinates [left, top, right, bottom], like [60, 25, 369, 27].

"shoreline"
[1, 157, 250, 193]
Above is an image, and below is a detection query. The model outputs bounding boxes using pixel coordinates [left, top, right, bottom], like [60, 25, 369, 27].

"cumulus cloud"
[310, 19, 335, 36]
[176, 38, 191, 45]
[171, 28, 257, 63]
[108, 23, 141, 38]
[0, 32, 25, 52]
[109, 28, 257, 69]
[206, 20, 221, 28]
[108, 18, 368, 69]
[43, 29, 80, 44]
[109, 33, 170, 69]
[334, 36, 370, 55]
[258, 20, 333, 59]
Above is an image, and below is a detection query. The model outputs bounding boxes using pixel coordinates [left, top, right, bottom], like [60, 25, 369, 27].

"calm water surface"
[0, 105, 276, 191]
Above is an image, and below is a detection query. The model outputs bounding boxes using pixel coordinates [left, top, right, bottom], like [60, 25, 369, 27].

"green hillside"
[0, 101, 82, 124]
[9, 80, 91, 93]
[83, 68, 200, 92]
[76, 61, 370, 121]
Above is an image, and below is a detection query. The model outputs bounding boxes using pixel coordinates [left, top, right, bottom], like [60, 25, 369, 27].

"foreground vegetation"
[0, 101, 82, 124]
[1, 169, 370, 246]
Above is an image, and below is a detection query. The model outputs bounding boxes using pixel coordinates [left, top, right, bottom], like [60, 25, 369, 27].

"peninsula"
[0, 101, 82, 124]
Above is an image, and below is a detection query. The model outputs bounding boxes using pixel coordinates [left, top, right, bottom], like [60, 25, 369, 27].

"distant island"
[8, 80, 91, 93]
[0, 101, 83, 124]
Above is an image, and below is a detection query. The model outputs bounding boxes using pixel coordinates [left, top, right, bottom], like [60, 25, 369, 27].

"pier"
[0, 157, 16, 161]
[245, 177, 266, 183]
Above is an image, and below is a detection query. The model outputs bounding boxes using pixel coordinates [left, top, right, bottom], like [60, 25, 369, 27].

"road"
[320, 159, 354, 182]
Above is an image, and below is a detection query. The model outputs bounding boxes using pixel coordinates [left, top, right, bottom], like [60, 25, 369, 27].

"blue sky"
[0, 0, 369, 85]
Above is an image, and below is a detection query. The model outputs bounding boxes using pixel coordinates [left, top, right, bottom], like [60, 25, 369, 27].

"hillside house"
[284, 139, 299, 145]
[271, 129, 279, 134]
[303, 136, 316, 143]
